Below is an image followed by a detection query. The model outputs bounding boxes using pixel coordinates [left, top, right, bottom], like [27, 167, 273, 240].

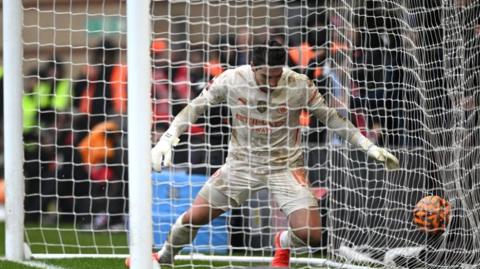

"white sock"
[279, 230, 289, 249]
[279, 230, 308, 249]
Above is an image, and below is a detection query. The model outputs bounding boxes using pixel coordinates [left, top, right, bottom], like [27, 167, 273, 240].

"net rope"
[17, 0, 480, 268]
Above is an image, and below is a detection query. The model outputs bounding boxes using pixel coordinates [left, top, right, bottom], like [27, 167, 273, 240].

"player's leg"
[271, 207, 321, 267]
[155, 165, 247, 264]
[271, 208, 321, 267]
[125, 169, 234, 268]
[284, 207, 322, 246]
[155, 194, 226, 264]
[125, 194, 225, 267]
[126, 163, 252, 267]
[269, 168, 320, 267]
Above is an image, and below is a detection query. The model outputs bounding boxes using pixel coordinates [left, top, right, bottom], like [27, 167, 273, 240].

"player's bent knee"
[182, 205, 225, 227]
[288, 207, 322, 246]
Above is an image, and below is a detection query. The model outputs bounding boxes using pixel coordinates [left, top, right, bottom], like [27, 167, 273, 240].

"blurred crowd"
[21, 40, 128, 229]
[0, 3, 477, 229]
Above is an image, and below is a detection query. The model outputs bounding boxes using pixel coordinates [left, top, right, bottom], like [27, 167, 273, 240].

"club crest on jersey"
[277, 104, 287, 114]
[256, 101, 267, 113]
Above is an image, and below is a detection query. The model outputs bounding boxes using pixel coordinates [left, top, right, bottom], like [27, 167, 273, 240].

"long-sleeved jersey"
[167, 65, 371, 170]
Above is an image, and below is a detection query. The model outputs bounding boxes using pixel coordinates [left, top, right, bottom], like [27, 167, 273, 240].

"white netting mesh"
[22, 0, 129, 254]
[17, 0, 480, 268]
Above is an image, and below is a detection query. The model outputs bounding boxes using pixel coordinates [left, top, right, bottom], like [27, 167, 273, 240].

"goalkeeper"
[147, 40, 399, 267]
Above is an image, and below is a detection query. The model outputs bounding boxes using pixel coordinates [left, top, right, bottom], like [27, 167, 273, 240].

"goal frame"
[6, 1, 478, 268]
[0, 1, 401, 268]
[126, 0, 153, 268]
[2, 0, 156, 268]
[3, 0, 25, 261]
[2, 2, 370, 267]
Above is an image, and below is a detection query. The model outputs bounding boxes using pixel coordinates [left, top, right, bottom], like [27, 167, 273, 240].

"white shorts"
[197, 160, 318, 216]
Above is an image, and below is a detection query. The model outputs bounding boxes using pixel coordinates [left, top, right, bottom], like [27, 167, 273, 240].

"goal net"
[11, 0, 480, 268]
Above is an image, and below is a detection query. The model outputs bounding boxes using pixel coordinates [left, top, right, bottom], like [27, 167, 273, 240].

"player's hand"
[151, 132, 180, 171]
[367, 145, 400, 170]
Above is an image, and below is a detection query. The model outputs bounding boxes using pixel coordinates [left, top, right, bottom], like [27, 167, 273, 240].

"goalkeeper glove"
[367, 145, 400, 170]
[353, 133, 400, 170]
[151, 131, 180, 171]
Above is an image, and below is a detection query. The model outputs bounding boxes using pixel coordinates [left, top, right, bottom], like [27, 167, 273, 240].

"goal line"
[30, 253, 377, 269]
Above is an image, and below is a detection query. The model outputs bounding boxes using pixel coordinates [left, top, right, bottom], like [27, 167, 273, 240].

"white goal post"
[126, 0, 152, 268]
[3, 0, 480, 268]
[3, 0, 25, 261]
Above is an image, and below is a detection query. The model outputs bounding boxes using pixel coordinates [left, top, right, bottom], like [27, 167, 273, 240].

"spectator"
[464, 6, 480, 114]
[202, 45, 225, 84]
[74, 38, 127, 128]
[348, 16, 385, 144]
[36, 57, 71, 126]
[76, 117, 127, 229]
[298, 14, 330, 186]
[198, 41, 232, 175]
[23, 57, 72, 222]
[151, 38, 190, 127]
[66, 39, 128, 226]
[288, 13, 328, 74]
[151, 39, 206, 173]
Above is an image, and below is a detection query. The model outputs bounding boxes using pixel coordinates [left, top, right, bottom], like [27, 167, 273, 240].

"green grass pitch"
[0, 222, 284, 269]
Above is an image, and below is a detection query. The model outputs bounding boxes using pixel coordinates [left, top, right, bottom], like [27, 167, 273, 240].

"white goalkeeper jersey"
[169, 65, 365, 170]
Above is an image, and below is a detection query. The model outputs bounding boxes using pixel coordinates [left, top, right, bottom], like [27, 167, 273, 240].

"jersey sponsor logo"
[235, 113, 285, 127]
[256, 100, 267, 113]
[234, 113, 285, 134]
[251, 127, 271, 134]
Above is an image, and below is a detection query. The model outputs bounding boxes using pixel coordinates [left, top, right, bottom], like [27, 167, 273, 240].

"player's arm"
[151, 73, 229, 171]
[306, 80, 399, 170]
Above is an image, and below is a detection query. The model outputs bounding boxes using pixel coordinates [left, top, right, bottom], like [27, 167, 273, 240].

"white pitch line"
[3, 259, 68, 269]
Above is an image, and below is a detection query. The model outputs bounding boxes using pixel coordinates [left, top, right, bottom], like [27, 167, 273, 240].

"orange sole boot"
[271, 231, 290, 268]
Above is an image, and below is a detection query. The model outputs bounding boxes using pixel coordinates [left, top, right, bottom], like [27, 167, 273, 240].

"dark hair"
[252, 40, 286, 67]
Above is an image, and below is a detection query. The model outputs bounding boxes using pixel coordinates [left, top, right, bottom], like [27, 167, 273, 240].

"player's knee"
[182, 205, 224, 227]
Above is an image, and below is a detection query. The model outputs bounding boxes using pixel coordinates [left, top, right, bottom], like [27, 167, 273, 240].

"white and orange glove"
[366, 145, 400, 170]
[353, 134, 400, 170]
[151, 131, 180, 171]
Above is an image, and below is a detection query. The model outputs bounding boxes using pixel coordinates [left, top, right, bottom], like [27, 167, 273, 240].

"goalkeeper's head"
[251, 40, 287, 91]
[252, 39, 287, 67]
